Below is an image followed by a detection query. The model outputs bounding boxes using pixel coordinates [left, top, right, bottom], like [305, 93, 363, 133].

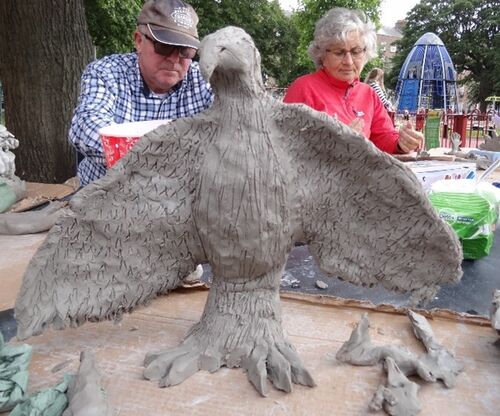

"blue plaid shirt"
[69, 53, 213, 186]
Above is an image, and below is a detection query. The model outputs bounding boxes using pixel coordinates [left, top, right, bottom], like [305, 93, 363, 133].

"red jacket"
[284, 68, 399, 154]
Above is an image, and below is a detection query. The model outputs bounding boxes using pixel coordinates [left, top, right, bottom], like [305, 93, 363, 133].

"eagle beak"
[199, 36, 222, 83]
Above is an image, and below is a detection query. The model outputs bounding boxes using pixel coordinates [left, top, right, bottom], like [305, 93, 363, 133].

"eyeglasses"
[142, 34, 197, 59]
[326, 47, 366, 60]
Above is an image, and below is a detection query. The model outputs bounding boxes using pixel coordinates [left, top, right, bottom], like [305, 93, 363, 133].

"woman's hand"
[348, 117, 365, 135]
[397, 122, 423, 153]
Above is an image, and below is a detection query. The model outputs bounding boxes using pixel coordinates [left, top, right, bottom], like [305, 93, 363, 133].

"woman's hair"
[365, 67, 385, 89]
[307, 7, 377, 69]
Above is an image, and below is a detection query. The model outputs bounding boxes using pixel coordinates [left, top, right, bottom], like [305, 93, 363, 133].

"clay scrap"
[369, 357, 421, 416]
[480, 130, 500, 152]
[0, 200, 67, 235]
[0, 123, 68, 231]
[337, 312, 463, 388]
[336, 314, 435, 382]
[407, 310, 464, 387]
[315, 280, 328, 290]
[491, 290, 500, 335]
[63, 351, 113, 416]
[444, 132, 462, 156]
[15, 26, 463, 396]
[9, 350, 112, 416]
[337, 312, 464, 415]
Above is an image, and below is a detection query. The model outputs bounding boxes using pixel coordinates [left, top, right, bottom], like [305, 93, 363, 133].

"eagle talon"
[143, 268, 315, 395]
[143, 333, 315, 396]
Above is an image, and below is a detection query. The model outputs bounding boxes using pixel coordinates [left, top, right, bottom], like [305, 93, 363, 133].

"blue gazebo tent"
[395, 32, 459, 113]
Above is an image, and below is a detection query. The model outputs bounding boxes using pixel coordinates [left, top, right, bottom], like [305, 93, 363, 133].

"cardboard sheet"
[1, 228, 499, 415]
[8, 179, 79, 213]
[0, 290, 498, 416]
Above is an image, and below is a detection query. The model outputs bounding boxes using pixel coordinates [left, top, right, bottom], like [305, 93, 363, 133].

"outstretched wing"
[15, 115, 214, 339]
[272, 102, 462, 303]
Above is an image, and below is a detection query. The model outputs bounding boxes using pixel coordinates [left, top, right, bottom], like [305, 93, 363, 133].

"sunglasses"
[142, 34, 197, 59]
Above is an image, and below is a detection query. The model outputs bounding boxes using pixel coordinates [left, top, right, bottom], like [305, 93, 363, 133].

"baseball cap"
[137, 0, 200, 49]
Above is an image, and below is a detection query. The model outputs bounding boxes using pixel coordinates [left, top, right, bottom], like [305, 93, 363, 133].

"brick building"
[376, 20, 405, 71]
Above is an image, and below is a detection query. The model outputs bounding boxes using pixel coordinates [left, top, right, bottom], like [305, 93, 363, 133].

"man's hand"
[398, 122, 423, 153]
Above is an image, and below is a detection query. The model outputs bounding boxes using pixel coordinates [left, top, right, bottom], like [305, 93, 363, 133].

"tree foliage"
[189, 0, 299, 87]
[82, 0, 301, 87]
[81, 0, 385, 87]
[387, 0, 499, 111]
[84, 0, 142, 57]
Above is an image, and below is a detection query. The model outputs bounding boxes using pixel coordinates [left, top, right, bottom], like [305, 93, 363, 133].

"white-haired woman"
[284, 7, 422, 154]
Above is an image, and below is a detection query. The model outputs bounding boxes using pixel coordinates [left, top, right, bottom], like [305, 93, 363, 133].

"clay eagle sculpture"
[15, 27, 462, 396]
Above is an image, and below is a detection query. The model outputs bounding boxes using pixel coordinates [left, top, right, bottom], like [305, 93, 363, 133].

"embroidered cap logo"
[171, 7, 194, 29]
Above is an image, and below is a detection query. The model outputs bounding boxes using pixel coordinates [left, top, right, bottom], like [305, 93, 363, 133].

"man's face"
[135, 30, 192, 94]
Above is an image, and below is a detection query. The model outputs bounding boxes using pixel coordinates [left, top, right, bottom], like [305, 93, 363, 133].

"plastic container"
[429, 179, 500, 259]
[99, 119, 170, 168]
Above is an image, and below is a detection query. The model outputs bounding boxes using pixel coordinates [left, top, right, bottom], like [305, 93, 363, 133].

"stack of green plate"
[429, 191, 498, 259]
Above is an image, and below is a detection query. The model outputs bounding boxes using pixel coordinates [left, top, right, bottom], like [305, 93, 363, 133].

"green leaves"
[83, 0, 142, 57]
[81, 0, 385, 87]
[190, 0, 300, 87]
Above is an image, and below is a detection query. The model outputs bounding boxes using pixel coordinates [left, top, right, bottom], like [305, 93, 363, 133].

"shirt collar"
[318, 67, 359, 91]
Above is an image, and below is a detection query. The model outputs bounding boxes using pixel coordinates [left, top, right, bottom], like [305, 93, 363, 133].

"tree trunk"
[478, 79, 490, 113]
[0, 0, 94, 183]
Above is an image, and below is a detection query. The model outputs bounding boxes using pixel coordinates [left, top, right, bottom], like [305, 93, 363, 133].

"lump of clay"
[337, 313, 464, 388]
[0, 201, 67, 235]
[10, 351, 111, 415]
[444, 132, 462, 156]
[491, 290, 500, 335]
[315, 280, 328, 290]
[15, 26, 463, 396]
[336, 314, 435, 382]
[480, 130, 500, 152]
[474, 155, 492, 171]
[407, 310, 464, 388]
[62, 351, 112, 416]
[369, 357, 421, 416]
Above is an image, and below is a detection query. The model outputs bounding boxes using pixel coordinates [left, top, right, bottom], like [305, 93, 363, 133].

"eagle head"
[199, 26, 264, 91]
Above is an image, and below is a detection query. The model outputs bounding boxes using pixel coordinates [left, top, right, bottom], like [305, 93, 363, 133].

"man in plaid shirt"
[69, 0, 213, 186]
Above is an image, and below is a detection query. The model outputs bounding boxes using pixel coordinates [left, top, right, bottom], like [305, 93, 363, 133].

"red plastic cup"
[99, 119, 170, 168]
